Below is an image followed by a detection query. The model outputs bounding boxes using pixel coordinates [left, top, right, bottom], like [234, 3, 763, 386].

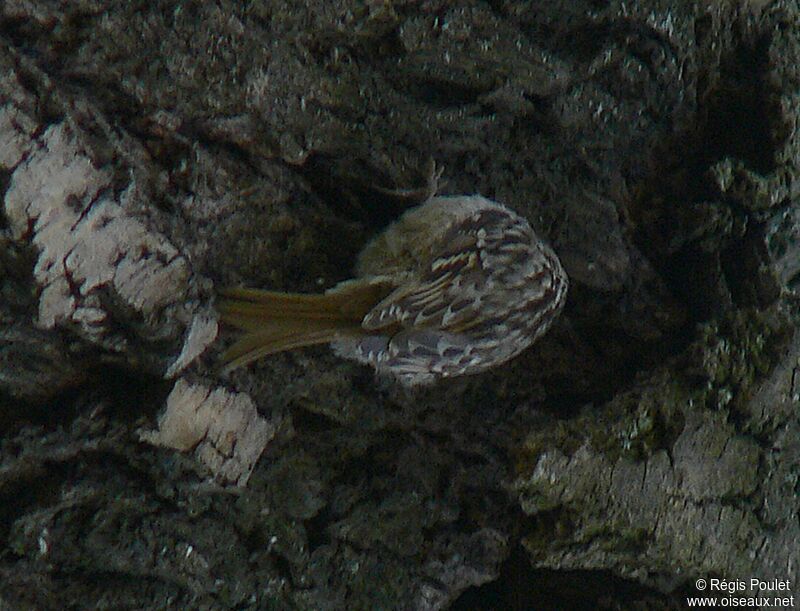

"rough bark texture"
[1, 1, 799, 609]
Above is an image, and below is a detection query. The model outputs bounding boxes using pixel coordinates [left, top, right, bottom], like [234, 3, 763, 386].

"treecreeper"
[217, 193, 568, 386]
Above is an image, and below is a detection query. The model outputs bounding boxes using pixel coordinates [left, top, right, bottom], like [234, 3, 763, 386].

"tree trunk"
[1, 1, 798, 608]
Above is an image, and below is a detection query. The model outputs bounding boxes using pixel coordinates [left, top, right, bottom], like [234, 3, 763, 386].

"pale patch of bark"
[3, 121, 189, 333]
[139, 379, 275, 487]
[165, 312, 219, 379]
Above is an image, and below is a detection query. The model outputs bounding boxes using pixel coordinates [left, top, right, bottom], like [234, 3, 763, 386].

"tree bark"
[1, 1, 798, 609]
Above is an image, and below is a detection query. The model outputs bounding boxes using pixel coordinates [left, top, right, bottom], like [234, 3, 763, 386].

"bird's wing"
[362, 206, 533, 333]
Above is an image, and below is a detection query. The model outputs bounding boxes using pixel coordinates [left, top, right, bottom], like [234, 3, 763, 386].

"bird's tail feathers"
[216, 280, 392, 373]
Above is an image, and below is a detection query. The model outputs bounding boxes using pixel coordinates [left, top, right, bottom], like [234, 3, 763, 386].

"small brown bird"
[217, 194, 568, 386]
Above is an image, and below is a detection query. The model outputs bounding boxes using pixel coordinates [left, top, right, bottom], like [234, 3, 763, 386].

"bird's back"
[355, 195, 504, 280]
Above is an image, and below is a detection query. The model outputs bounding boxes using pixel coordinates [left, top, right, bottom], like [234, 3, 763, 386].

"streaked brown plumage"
[217, 194, 568, 386]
